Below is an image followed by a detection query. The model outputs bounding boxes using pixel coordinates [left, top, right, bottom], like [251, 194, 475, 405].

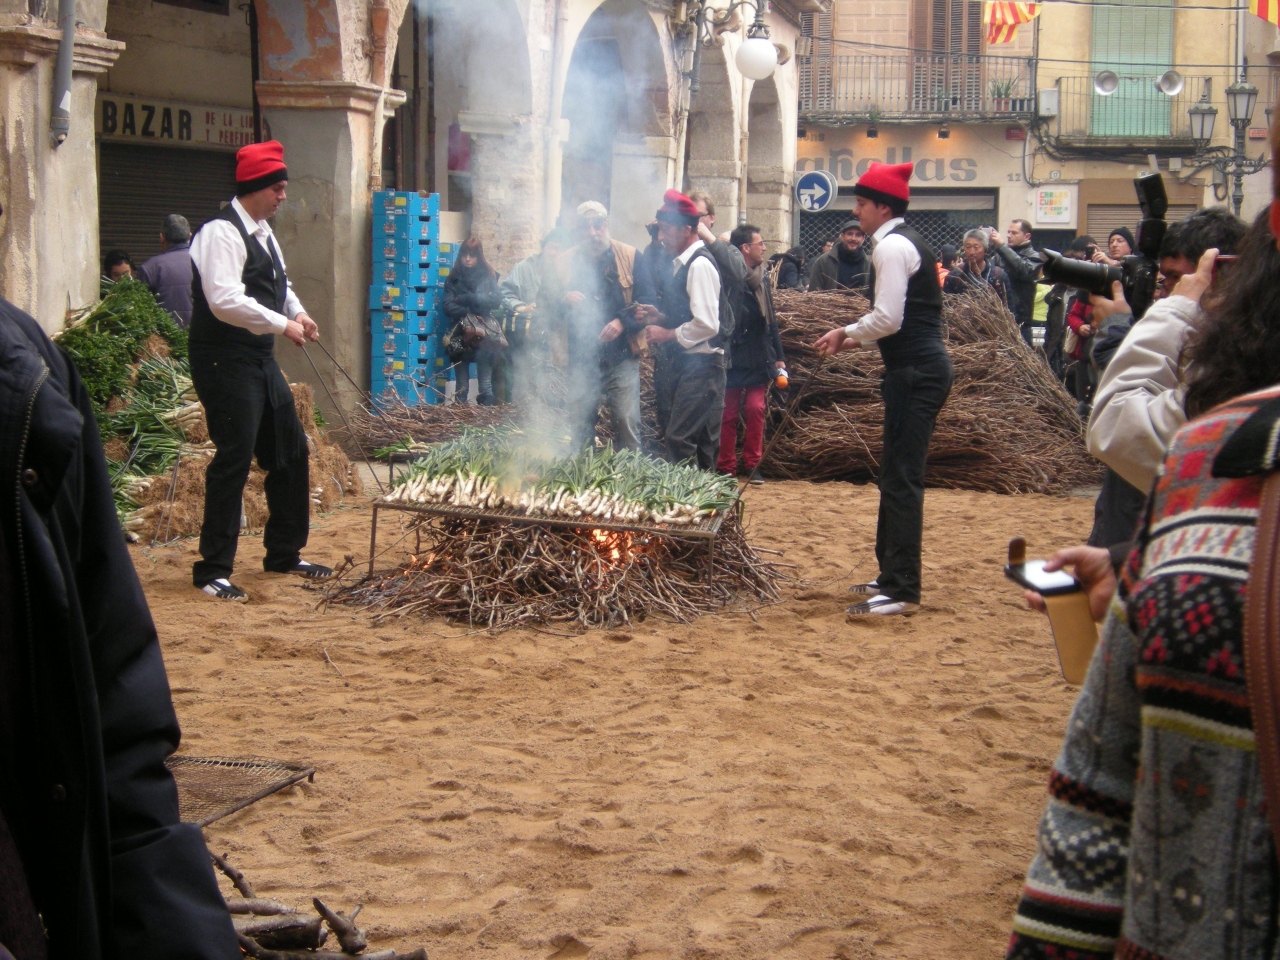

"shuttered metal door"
[1086, 203, 1196, 242]
[98, 141, 238, 265]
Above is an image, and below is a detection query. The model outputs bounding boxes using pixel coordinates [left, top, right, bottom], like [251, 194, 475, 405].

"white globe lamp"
[736, 35, 778, 81]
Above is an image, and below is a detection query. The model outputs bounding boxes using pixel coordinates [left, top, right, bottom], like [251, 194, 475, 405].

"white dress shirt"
[842, 217, 921, 343]
[672, 239, 723, 354]
[189, 197, 305, 336]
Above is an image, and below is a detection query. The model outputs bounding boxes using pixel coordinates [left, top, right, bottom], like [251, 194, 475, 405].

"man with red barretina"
[187, 140, 333, 602]
[814, 161, 954, 617]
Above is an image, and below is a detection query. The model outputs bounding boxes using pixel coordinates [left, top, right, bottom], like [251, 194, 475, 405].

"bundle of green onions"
[381, 428, 738, 525]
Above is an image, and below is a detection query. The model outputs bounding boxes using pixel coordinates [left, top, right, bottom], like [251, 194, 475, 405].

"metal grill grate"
[165, 756, 316, 827]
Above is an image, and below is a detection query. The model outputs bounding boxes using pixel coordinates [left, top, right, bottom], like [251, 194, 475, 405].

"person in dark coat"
[808, 220, 869, 291]
[988, 218, 1045, 345]
[441, 237, 505, 405]
[770, 247, 805, 290]
[0, 297, 239, 959]
[135, 215, 194, 325]
[718, 224, 785, 483]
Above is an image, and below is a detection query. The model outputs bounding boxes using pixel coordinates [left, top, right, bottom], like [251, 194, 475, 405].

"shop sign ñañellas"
[797, 146, 979, 184]
[95, 94, 255, 151]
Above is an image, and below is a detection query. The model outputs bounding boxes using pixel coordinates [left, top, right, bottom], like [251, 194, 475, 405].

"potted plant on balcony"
[989, 75, 1018, 113]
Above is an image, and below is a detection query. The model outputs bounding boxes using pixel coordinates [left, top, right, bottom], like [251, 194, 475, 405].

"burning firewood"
[325, 513, 781, 632]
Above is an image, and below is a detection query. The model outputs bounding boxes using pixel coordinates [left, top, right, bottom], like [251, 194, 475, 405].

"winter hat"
[655, 189, 700, 228]
[840, 219, 863, 234]
[852, 161, 913, 215]
[235, 140, 288, 196]
[576, 200, 608, 220]
[1107, 226, 1136, 251]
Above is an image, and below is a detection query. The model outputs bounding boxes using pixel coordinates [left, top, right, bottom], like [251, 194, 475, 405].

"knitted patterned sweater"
[1007, 384, 1280, 960]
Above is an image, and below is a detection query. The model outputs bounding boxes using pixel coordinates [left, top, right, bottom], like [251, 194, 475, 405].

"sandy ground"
[135, 478, 1096, 959]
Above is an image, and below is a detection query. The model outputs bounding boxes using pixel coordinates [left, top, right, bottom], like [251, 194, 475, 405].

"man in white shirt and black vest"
[815, 161, 954, 617]
[635, 189, 729, 470]
[187, 140, 333, 602]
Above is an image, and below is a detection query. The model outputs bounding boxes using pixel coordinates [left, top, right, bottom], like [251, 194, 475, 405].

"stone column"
[0, 16, 122, 332]
[457, 110, 542, 272]
[256, 80, 404, 415]
[610, 135, 677, 249]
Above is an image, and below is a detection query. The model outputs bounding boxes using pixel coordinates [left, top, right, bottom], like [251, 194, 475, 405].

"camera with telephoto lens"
[1040, 172, 1168, 322]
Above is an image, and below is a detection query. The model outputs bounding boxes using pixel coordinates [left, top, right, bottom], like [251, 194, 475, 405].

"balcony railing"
[1054, 75, 1207, 143]
[799, 54, 1036, 120]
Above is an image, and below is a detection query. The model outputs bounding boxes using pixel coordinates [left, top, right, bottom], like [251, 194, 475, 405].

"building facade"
[0, 0, 825, 412]
[796, 0, 1275, 260]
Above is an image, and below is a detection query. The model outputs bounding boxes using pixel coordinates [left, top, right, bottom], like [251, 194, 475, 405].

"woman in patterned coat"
[1005, 204, 1280, 960]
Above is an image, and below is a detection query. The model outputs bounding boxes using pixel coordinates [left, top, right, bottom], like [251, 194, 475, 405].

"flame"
[590, 529, 632, 565]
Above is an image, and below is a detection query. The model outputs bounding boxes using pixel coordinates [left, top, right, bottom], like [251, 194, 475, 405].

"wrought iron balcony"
[1053, 74, 1208, 146]
[798, 53, 1036, 122]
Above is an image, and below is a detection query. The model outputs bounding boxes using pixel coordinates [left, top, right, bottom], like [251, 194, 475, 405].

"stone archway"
[684, 42, 740, 226]
[746, 75, 789, 251]
[560, 0, 677, 248]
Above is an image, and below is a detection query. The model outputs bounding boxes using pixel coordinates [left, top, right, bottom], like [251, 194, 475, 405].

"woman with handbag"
[441, 238, 505, 405]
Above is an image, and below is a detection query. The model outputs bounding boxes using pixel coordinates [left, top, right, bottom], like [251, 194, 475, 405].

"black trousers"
[1087, 467, 1148, 550]
[875, 351, 954, 604]
[190, 351, 310, 585]
[661, 350, 727, 471]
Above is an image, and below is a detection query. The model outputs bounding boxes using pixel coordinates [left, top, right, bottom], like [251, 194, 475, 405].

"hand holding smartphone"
[1004, 538, 1099, 685]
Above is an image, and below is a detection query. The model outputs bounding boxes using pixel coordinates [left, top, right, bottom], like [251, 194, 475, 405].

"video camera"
[1040, 172, 1168, 322]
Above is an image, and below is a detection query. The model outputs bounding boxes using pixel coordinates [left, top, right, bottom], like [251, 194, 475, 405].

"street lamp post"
[1187, 80, 1270, 218]
[679, 0, 778, 222]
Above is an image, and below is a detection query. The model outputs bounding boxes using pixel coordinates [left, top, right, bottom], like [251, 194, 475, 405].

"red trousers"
[718, 384, 767, 473]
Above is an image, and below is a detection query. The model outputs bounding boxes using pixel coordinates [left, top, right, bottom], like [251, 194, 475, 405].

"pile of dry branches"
[121, 384, 363, 542]
[768, 285, 1101, 494]
[324, 512, 781, 631]
[348, 393, 514, 452]
[213, 853, 425, 960]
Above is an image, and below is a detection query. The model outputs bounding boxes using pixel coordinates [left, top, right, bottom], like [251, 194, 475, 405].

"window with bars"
[798, 11, 833, 111]
[911, 0, 985, 112]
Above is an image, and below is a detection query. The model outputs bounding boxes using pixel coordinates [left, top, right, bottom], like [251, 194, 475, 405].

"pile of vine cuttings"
[55, 278, 361, 541]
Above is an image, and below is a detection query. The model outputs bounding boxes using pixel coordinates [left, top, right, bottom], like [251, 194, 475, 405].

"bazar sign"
[95, 94, 255, 150]
[797, 147, 979, 184]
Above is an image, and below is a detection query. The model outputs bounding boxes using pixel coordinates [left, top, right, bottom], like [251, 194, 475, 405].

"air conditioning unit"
[1037, 88, 1060, 118]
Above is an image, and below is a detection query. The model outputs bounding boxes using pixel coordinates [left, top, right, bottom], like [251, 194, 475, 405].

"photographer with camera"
[1086, 207, 1247, 503]
[988, 219, 1045, 346]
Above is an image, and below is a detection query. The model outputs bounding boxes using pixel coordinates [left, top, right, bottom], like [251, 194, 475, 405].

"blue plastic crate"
[373, 236, 434, 265]
[373, 260, 443, 288]
[371, 309, 435, 336]
[372, 355, 413, 379]
[373, 191, 440, 218]
[369, 376, 421, 407]
[434, 240, 458, 266]
[373, 212, 439, 241]
[373, 331, 438, 361]
[368, 284, 441, 312]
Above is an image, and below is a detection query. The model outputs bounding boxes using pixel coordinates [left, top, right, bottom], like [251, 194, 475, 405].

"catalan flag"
[1252, 0, 1280, 27]
[985, 1, 1041, 44]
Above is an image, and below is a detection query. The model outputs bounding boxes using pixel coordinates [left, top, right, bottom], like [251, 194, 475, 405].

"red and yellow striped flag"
[985, 1, 1041, 44]
[1252, 0, 1280, 27]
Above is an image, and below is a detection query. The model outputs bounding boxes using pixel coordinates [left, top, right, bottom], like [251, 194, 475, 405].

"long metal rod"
[300, 344, 386, 495]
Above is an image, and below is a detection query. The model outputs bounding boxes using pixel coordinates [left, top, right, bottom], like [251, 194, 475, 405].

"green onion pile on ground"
[380, 428, 739, 526]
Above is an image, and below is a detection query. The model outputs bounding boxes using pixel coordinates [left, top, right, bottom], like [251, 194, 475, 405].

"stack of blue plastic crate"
[368, 191, 457, 404]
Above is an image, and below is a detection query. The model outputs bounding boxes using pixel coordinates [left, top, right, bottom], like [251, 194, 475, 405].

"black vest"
[189, 204, 287, 358]
[660, 246, 731, 354]
[867, 222, 946, 369]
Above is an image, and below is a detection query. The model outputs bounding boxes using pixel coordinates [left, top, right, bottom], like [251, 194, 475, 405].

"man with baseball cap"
[187, 139, 332, 602]
[814, 161, 954, 617]
[635, 189, 732, 469]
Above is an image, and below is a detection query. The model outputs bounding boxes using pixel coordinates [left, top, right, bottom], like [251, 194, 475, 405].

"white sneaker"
[846, 594, 919, 617]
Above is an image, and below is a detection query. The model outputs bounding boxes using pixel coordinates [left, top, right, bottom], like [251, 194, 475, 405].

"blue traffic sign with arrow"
[796, 170, 838, 213]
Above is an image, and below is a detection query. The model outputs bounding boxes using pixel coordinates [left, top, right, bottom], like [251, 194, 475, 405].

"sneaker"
[748, 468, 765, 485]
[270, 559, 336, 580]
[198, 579, 248, 602]
[846, 595, 920, 617]
[847, 580, 880, 599]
